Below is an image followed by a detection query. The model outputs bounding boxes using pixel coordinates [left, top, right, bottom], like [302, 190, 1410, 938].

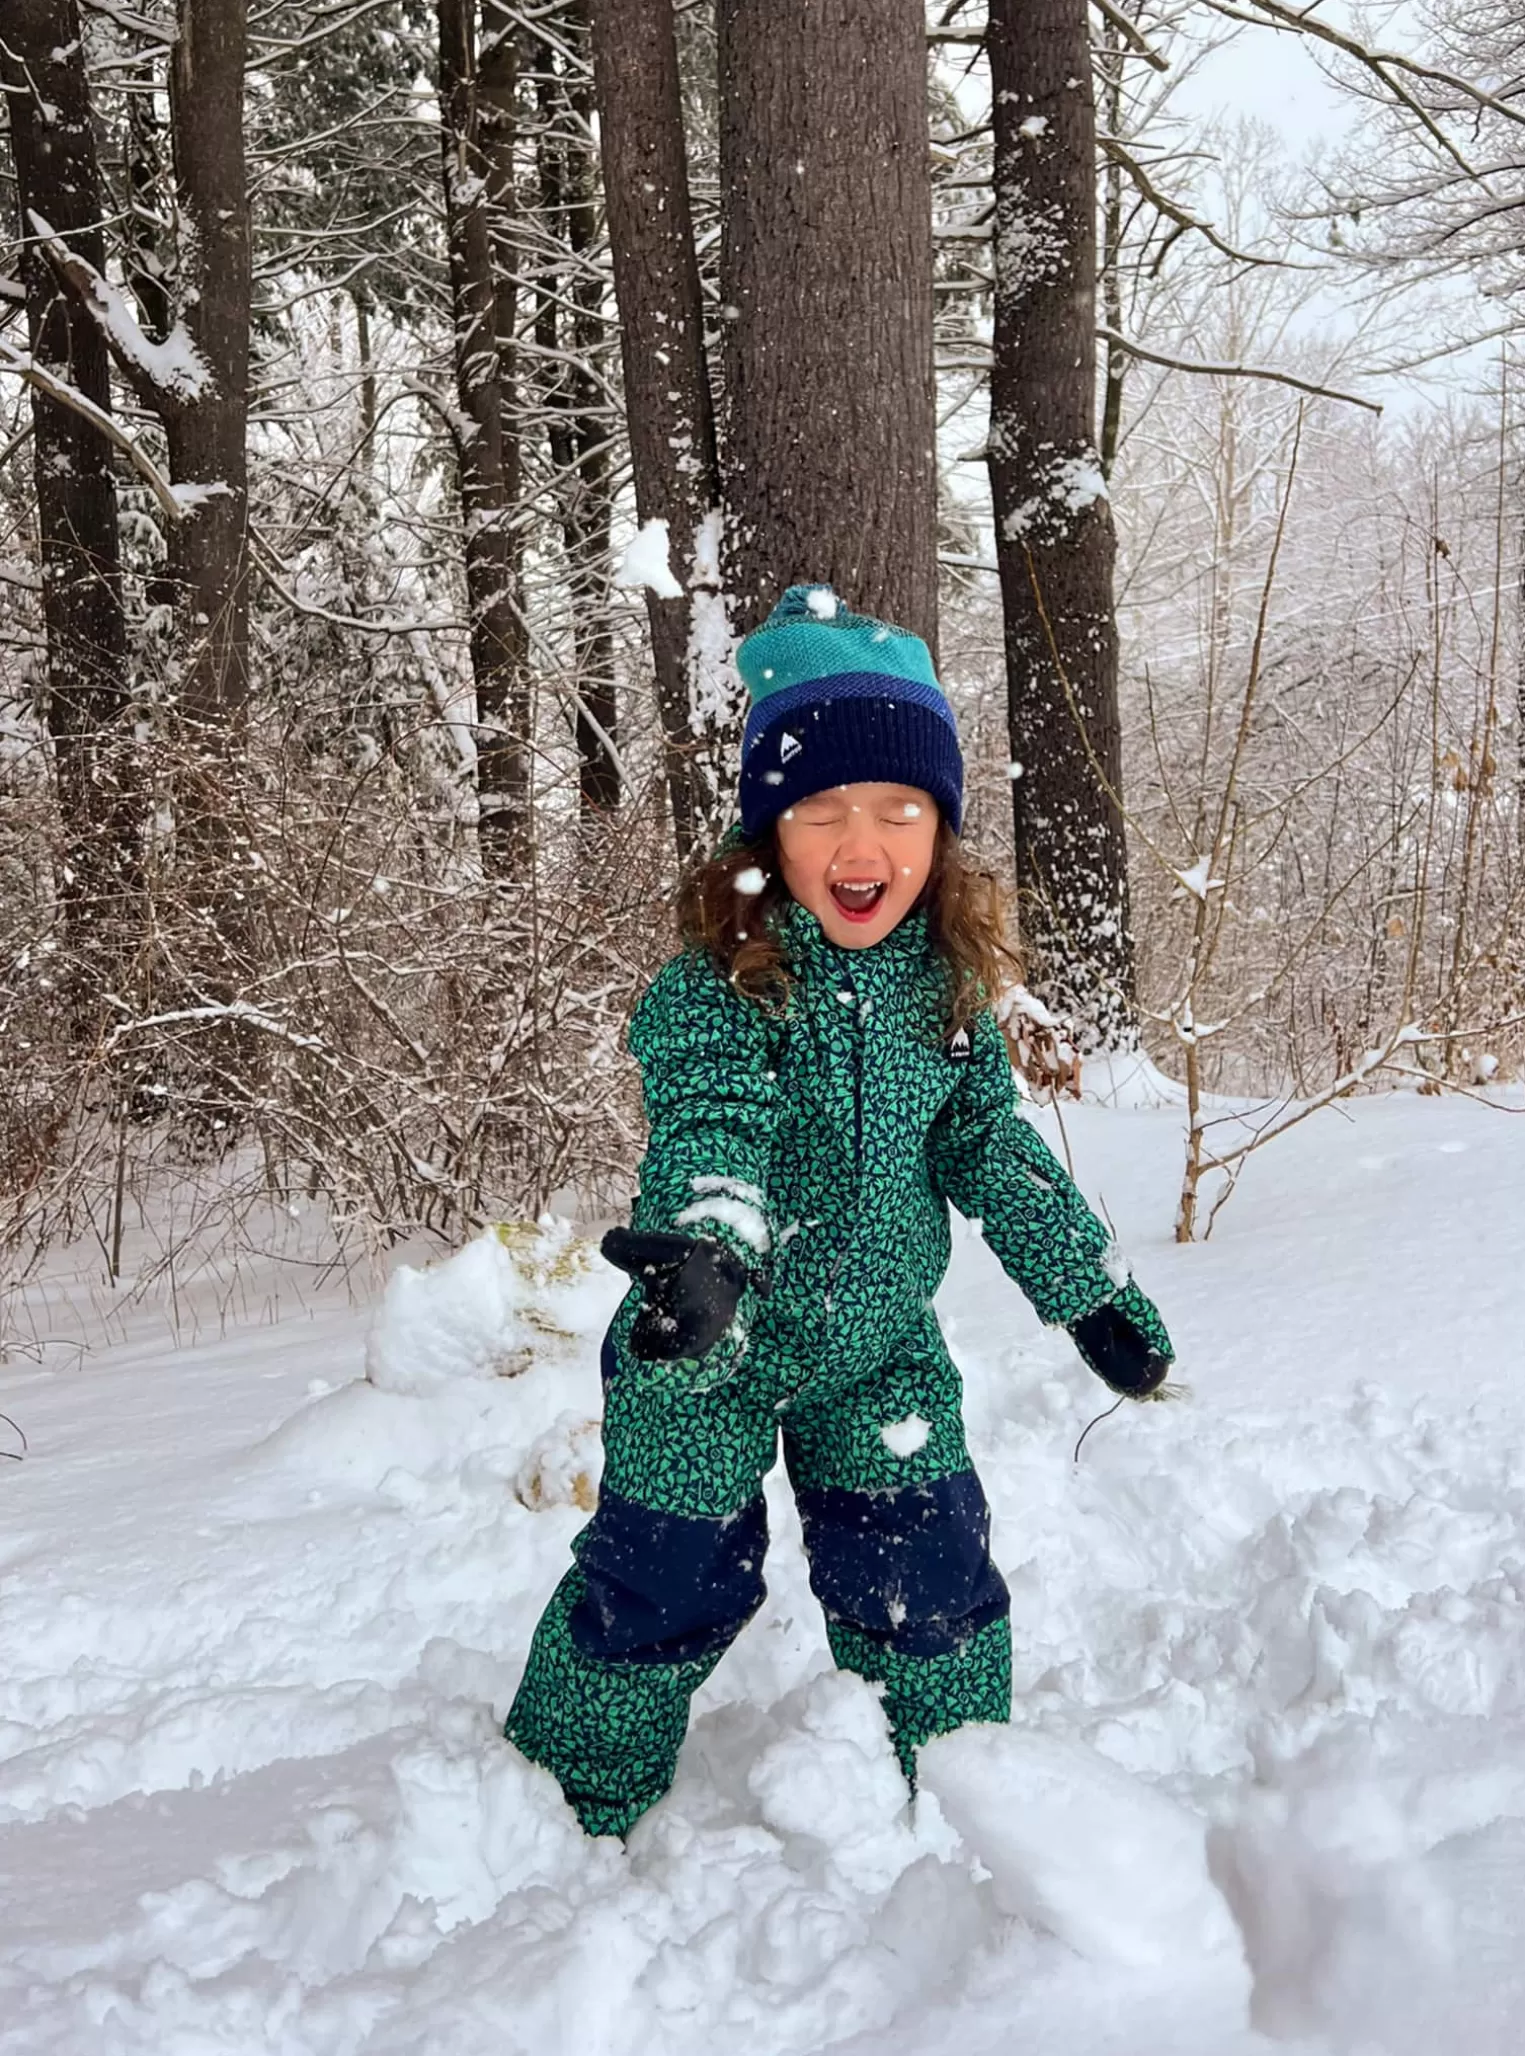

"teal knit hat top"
[736, 585, 963, 836]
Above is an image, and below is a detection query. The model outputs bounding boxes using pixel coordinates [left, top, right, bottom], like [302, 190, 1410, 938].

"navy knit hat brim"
[739, 692, 964, 839]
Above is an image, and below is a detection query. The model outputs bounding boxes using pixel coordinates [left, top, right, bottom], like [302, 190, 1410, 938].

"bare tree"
[3, 0, 138, 1014]
[531, 11, 621, 820]
[161, 0, 252, 733]
[439, 0, 533, 875]
[591, 0, 733, 856]
[717, 0, 937, 640]
[988, 0, 1137, 1051]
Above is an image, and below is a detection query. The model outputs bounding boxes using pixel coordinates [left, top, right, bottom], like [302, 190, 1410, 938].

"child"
[505, 584, 1173, 1838]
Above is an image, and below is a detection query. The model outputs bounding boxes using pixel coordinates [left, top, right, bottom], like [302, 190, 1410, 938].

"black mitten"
[600, 1227, 765, 1364]
[1069, 1300, 1173, 1398]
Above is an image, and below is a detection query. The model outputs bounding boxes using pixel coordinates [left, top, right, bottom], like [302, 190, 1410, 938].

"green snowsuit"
[505, 903, 1170, 1837]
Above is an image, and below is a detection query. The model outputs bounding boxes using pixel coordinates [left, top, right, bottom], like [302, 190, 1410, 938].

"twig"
[1198, 0, 1525, 153]
[1098, 328, 1382, 413]
[1100, 138, 1299, 267]
[1092, 0, 1170, 71]
[1074, 1398, 1124, 1464]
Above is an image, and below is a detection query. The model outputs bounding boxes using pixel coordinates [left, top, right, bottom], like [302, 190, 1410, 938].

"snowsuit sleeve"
[927, 1009, 1172, 1352]
[626, 950, 779, 1270]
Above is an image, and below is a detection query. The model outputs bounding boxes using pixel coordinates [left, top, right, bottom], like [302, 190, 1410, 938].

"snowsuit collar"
[776, 899, 937, 995]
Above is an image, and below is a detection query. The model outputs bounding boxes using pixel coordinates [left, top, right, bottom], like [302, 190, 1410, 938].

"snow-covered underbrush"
[1, 1092, 1523, 2053]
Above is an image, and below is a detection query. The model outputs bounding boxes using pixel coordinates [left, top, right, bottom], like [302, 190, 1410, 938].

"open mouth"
[829, 879, 888, 922]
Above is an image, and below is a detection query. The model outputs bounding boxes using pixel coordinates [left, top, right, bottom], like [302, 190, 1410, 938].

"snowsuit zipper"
[823, 969, 865, 1322]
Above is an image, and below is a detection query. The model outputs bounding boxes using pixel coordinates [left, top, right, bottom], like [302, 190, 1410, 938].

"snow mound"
[1080, 1048, 1188, 1108]
[747, 1672, 946, 1894]
[365, 1221, 601, 1393]
[1209, 1752, 1452, 2044]
[264, 1222, 621, 1496]
[919, 1722, 1240, 1968]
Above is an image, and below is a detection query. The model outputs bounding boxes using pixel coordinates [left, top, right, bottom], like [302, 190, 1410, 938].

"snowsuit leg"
[507, 1321, 1011, 1835]
[505, 1330, 780, 1838]
[783, 1321, 1012, 1781]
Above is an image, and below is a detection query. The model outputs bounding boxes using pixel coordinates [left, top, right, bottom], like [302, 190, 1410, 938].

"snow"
[168, 481, 233, 513]
[1175, 857, 1227, 902]
[880, 1414, 931, 1458]
[734, 866, 768, 896]
[5, 1091, 1525, 2051]
[682, 509, 737, 736]
[673, 1191, 771, 1254]
[614, 517, 683, 600]
[805, 588, 839, 620]
[28, 212, 209, 404]
[920, 1724, 1237, 1967]
[999, 449, 1111, 542]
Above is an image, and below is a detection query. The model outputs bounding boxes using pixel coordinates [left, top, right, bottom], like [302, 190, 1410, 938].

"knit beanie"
[736, 585, 964, 839]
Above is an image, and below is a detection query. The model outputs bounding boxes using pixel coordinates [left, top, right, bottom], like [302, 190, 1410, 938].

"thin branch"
[1196, 0, 1509, 175]
[247, 527, 466, 635]
[1099, 136, 1312, 270]
[81, 0, 176, 42]
[1091, 0, 1170, 72]
[0, 338, 186, 522]
[1098, 326, 1383, 412]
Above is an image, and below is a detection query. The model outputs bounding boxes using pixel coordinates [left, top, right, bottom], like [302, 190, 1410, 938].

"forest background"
[3, 0, 1522, 1313]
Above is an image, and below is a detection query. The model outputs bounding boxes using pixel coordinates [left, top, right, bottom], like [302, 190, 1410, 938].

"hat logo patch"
[779, 731, 802, 764]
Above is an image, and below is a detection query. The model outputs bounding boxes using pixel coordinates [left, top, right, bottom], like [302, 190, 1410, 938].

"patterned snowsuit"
[505, 904, 1170, 1837]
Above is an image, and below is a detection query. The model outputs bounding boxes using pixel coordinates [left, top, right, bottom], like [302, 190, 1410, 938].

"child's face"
[775, 782, 939, 948]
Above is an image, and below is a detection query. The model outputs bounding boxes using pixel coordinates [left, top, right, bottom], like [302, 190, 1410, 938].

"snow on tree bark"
[716, 0, 938, 645]
[591, 0, 738, 858]
[988, 0, 1140, 1052]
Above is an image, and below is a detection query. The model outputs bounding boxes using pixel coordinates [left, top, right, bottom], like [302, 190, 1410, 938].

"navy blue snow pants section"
[792, 1471, 1010, 1659]
[570, 1487, 768, 1665]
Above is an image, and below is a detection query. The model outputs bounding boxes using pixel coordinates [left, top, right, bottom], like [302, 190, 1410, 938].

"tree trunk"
[717, 0, 937, 644]
[4, 0, 139, 1012]
[478, 4, 534, 860]
[166, 0, 252, 731]
[439, 0, 533, 877]
[591, 0, 733, 857]
[126, 51, 173, 346]
[1097, 19, 1127, 481]
[562, 4, 618, 819]
[535, 12, 619, 820]
[988, 0, 1139, 1051]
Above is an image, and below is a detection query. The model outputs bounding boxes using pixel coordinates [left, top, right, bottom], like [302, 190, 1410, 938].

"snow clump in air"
[733, 866, 767, 896]
[615, 518, 683, 600]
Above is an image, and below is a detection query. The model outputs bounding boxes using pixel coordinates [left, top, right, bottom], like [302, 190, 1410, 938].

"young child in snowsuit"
[505, 585, 1173, 1838]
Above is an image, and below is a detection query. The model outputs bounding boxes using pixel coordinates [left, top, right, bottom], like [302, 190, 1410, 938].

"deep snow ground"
[2, 1090, 1524, 2055]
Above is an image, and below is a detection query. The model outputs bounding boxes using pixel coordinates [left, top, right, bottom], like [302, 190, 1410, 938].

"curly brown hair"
[674, 820, 1021, 1037]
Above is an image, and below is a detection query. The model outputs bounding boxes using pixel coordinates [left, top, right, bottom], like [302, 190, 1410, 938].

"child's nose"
[833, 813, 882, 865]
